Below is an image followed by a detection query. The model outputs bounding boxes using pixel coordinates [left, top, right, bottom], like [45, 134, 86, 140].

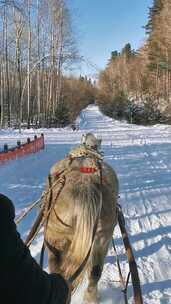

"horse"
[43, 140, 119, 304]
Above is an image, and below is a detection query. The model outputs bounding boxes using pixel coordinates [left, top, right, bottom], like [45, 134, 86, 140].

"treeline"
[0, 0, 95, 129]
[55, 76, 95, 127]
[97, 0, 171, 125]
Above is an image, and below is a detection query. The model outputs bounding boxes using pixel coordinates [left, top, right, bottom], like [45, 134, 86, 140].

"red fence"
[0, 134, 44, 164]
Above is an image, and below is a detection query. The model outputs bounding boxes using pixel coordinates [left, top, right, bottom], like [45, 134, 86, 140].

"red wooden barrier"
[0, 134, 44, 164]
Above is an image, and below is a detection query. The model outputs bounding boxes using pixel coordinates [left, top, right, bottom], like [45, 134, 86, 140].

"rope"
[25, 176, 66, 247]
[15, 197, 43, 225]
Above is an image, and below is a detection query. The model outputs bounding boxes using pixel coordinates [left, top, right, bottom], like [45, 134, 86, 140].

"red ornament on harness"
[80, 167, 97, 174]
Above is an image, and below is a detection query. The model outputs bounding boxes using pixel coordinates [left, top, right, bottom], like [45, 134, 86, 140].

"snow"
[0, 104, 171, 303]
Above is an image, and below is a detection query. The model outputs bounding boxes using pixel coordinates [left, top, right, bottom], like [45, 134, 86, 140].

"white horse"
[43, 134, 119, 303]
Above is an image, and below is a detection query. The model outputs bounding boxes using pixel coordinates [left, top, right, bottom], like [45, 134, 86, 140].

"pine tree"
[145, 0, 164, 34]
[121, 43, 133, 61]
[145, 0, 165, 72]
[111, 51, 119, 60]
[54, 102, 70, 127]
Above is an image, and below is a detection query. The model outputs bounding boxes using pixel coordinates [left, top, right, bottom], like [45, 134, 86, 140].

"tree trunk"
[4, 7, 10, 127]
[27, 0, 31, 128]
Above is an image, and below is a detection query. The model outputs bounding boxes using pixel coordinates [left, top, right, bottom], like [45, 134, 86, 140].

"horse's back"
[48, 157, 119, 225]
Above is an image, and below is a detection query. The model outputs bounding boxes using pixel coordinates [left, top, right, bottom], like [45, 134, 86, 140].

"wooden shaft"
[118, 209, 143, 304]
[25, 208, 44, 246]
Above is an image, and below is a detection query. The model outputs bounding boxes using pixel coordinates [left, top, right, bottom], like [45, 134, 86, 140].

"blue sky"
[69, 0, 153, 78]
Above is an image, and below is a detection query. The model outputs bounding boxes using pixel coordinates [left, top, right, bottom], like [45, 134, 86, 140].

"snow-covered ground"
[0, 105, 171, 304]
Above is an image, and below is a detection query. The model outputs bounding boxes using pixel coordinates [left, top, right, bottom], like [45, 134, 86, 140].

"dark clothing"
[0, 194, 70, 304]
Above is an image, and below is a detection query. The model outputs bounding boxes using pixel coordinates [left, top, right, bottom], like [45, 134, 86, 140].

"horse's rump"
[44, 156, 118, 288]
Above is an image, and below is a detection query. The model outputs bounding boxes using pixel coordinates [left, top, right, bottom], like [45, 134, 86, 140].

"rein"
[44, 211, 100, 285]
[17, 148, 103, 286]
[68, 215, 99, 284]
[16, 151, 143, 303]
[25, 174, 66, 247]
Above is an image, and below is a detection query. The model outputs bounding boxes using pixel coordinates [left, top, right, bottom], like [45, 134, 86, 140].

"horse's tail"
[62, 181, 102, 288]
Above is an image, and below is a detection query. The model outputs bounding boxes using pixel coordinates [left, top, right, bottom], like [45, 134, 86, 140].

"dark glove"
[0, 193, 15, 225]
[0, 193, 70, 304]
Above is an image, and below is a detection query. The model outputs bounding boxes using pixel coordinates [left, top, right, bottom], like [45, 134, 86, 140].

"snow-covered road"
[0, 105, 171, 303]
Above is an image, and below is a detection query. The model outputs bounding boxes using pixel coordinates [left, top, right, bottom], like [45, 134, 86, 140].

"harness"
[16, 146, 143, 303]
[23, 146, 103, 286]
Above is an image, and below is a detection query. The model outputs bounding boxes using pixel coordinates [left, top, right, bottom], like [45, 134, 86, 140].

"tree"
[54, 102, 70, 127]
[0, 0, 80, 128]
[145, 0, 164, 34]
[121, 43, 133, 60]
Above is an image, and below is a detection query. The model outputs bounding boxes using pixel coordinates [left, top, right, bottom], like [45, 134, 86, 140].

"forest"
[0, 0, 171, 128]
[0, 0, 96, 128]
[97, 0, 171, 125]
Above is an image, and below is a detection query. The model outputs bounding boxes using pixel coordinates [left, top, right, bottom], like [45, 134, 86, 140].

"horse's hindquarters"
[44, 156, 119, 301]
